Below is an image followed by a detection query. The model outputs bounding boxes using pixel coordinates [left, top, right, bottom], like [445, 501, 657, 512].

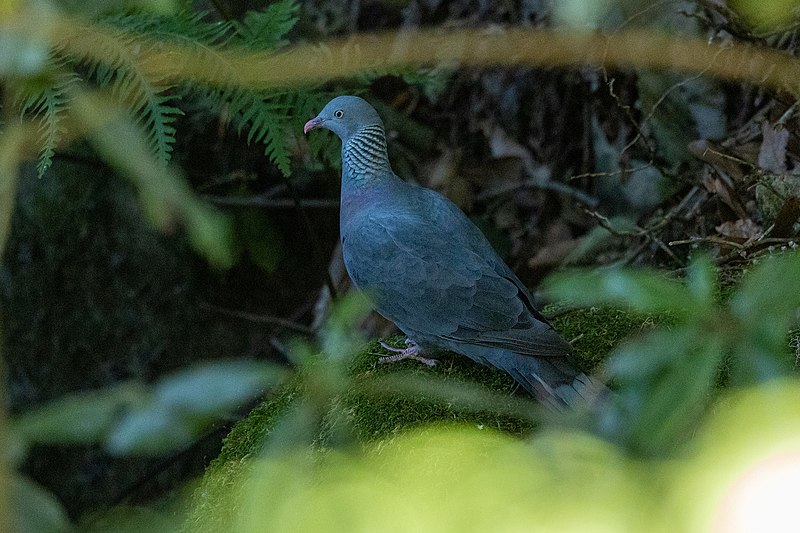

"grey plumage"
[304, 95, 600, 409]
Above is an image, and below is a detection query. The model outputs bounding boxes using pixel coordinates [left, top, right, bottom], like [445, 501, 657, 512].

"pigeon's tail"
[493, 353, 609, 410]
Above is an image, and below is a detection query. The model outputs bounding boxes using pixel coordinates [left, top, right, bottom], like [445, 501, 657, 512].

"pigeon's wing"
[343, 190, 568, 357]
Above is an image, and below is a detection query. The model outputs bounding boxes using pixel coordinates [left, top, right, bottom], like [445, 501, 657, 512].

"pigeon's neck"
[342, 125, 392, 186]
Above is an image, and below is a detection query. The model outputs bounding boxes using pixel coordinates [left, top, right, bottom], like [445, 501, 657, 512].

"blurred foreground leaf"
[546, 252, 800, 453]
[235, 426, 648, 533]
[0, 125, 37, 255]
[189, 380, 800, 532]
[9, 474, 69, 533]
[12, 360, 287, 458]
[70, 91, 235, 268]
[671, 379, 800, 533]
[13, 383, 146, 450]
[107, 361, 288, 456]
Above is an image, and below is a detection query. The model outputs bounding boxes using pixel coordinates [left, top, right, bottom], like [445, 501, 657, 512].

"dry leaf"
[701, 167, 748, 218]
[715, 218, 762, 241]
[758, 122, 789, 174]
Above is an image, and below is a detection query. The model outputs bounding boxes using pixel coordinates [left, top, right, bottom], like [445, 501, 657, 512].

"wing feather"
[342, 183, 568, 357]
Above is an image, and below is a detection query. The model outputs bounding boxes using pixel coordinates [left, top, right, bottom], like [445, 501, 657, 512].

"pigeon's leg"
[378, 338, 437, 367]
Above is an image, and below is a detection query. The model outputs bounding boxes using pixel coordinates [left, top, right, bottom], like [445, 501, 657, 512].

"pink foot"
[378, 339, 437, 367]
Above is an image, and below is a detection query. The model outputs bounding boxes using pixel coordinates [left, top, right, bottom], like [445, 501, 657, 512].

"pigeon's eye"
[334, 109, 344, 118]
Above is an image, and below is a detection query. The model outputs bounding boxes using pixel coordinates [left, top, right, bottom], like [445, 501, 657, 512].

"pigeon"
[304, 95, 601, 409]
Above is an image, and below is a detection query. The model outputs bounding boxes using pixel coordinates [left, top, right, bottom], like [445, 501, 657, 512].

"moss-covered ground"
[184, 305, 656, 531]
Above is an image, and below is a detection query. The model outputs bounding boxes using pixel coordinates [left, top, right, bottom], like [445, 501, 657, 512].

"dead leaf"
[715, 218, 762, 241]
[421, 146, 474, 211]
[701, 167, 748, 218]
[758, 122, 789, 173]
[424, 146, 458, 190]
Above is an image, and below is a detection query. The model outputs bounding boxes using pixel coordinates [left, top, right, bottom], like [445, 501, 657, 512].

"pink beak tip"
[303, 117, 321, 134]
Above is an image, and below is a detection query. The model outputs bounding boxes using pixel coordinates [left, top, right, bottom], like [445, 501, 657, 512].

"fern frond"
[74, 2, 310, 176]
[69, 12, 230, 163]
[16, 58, 80, 177]
[179, 0, 307, 176]
[234, 0, 299, 50]
[99, 10, 236, 47]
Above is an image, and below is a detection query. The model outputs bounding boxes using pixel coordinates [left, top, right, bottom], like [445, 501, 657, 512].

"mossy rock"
[184, 306, 656, 531]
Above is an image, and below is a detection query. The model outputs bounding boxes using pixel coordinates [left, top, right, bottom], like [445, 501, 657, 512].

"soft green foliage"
[9, 474, 70, 533]
[10, 1, 309, 175]
[0, 0, 334, 267]
[11, 360, 287, 458]
[546, 252, 800, 454]
[1, 0, 449, 267]
[6, 357, 285, 531]
[71, 90, 235, 267]
[730, 0, 800, 29]
[190, 379, 800, 533]
[234, 427, 649, 533]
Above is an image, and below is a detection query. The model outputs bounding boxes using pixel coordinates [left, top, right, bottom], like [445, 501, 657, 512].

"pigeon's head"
[303, 95, 383, 142]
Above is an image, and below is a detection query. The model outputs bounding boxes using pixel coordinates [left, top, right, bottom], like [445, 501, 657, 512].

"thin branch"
[203, 194, 339, 208]
[200, 302, 313, 335]
[477, 177, 599, 208]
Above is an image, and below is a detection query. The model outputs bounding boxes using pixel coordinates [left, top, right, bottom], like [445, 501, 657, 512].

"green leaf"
[605, 329, 690, 382]
[606, 330, 724, 454]
[106, 361, 287, 456]
[0, 125, 28, 255]
[153, 361, 287, 415]
[105, 408, 194, 456]
[9, 474, 70, 533]
[0, 29, 50, 77]
[235, 0, 299, 50]
[81, 15, 182, 164]
[12, 383, 146, 447]
[545, 268, 693, 315]
[727, 254, 799, 382]
[731, 252, 800, 328]
[15, 64, 80, 177]
[686, 253, 716, 304]
[628, 337, 723, 454]
[319, 293, 372, 362]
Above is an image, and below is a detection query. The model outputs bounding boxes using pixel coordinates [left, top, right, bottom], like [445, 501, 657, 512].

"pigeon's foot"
[378, 339, 437, 367]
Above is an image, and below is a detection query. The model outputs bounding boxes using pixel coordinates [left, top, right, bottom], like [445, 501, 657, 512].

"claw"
[378, 339, 437, 367]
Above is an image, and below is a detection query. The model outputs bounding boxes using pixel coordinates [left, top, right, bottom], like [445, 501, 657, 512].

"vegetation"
[1, 0, 799, 531]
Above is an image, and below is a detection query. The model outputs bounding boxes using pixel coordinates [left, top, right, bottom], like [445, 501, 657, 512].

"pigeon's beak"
[303, 116, 324, 134]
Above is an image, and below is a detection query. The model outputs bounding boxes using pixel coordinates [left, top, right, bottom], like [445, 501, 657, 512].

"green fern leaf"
[235, 0, 299, 50]
[75, 12, 231, 164]
[17, 63, 80, 177]
[182, 1, 305, 177]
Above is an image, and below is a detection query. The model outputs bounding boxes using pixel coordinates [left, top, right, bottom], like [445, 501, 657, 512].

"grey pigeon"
[304, 95, 599, 409]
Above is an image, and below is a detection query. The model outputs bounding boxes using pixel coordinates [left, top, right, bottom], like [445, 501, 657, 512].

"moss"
[340, 341, 533, 441]
[185, 306, 661, 531]
[549, 306, 662, 371]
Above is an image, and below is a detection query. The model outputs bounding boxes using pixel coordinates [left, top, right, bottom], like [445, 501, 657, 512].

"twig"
[669, 236, 794, 249]
[200, 302, 313, 335]
[203, 195, 339, 208]
[477, 176, 599, 207]
[670, 234, 798, 266]
[776, 99, 800, 129]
